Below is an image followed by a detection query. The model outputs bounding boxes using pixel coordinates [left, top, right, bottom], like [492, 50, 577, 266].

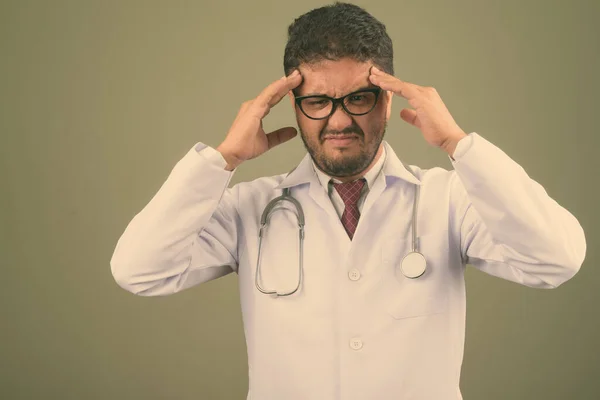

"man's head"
[283, 2, 395, 182]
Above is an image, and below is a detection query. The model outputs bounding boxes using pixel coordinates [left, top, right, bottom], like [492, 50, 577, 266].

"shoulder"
[405, 163, 458, 188]
[227, 171, 292, 207]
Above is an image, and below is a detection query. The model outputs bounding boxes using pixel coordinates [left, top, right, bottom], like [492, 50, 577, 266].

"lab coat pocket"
[381, 229, 450, 320]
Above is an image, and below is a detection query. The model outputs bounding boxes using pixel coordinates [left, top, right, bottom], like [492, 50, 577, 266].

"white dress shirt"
[110, 132, 584, 400]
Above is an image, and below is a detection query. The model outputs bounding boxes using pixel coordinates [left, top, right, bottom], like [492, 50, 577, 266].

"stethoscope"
[255, 168, 427, 297]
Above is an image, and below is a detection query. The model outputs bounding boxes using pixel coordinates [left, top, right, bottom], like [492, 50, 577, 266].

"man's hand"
[217, 70, 304, 170]
[368, 66, 467, 156]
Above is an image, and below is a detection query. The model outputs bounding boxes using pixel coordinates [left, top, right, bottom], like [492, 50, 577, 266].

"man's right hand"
[216, 69, 303, 170]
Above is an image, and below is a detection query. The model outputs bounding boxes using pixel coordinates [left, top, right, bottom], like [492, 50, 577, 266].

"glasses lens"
[300, 97, 333, 119]
[344, 91, 377, 114]
[300, 91, 377, 119]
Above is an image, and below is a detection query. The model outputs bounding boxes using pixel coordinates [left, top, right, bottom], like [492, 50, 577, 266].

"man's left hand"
[369, 65, 467, 156]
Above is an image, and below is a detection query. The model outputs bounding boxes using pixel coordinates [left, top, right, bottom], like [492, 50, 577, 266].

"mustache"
[321, 128, 363, 139]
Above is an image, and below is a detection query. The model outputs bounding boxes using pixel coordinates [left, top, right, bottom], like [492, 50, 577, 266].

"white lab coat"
[110, 132, 586, 400]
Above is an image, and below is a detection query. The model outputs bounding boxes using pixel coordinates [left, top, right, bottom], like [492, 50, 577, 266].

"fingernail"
[371, 66, 379, 72]
[292, 69, 300, 76]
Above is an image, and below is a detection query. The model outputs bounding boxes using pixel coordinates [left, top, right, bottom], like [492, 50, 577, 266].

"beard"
[298, 119, 387, 179]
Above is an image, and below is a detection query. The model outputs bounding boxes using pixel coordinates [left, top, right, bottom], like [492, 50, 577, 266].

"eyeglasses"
[294, 87, 382, 120]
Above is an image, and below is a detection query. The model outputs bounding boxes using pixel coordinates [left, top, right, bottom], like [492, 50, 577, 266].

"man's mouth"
[324, 135, 359, 146]
[324, 135, 359, 140]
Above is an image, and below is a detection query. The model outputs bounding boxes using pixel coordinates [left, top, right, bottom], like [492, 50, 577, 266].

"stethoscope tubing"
[255, 169, 426, 296]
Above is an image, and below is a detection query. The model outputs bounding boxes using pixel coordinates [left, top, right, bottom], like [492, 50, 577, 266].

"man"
[110, 2, 586, 399]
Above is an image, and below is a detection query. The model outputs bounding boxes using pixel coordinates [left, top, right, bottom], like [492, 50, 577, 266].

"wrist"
[442, 131, 468, 158]
[216, 144, 242, 171]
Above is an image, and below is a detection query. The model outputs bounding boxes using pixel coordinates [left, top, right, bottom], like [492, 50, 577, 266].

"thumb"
[400, 108, 419, 127]
[267, 126, 298, 149]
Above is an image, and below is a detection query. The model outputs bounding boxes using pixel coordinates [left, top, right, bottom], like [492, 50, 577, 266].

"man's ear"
[385, 90, 393, 121]
[288, 91, 295, 108]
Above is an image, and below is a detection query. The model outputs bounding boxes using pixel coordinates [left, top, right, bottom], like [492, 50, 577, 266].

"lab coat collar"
[274, 140, 422, 190]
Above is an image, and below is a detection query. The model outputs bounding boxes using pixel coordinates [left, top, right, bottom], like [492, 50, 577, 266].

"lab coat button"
[348, 269, 361, 281]
[350, 338, 363, 350]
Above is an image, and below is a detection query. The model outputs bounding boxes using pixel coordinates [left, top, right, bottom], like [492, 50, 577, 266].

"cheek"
[299, 120, 325, 141]
[302, 118, 325, 131]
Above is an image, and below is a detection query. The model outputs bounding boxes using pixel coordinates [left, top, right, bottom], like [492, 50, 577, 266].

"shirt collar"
[274, 140, 422, 190]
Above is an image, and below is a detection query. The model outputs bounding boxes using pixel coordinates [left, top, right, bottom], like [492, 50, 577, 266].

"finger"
[369, 67, 422, 99]
[266, 126, 298, 150]
[266, 71, 303, 107]
[369, 73, 421, 100]
[257, 70, 303, 110]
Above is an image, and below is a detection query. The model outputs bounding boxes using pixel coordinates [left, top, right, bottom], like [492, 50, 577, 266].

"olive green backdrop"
[1, 0, 598, 399]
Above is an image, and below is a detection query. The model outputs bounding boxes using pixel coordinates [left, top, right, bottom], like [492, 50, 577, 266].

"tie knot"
[332, 178, 366, 206]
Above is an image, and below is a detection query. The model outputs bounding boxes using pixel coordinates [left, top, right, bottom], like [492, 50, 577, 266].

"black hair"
[283, 1, 394, 86]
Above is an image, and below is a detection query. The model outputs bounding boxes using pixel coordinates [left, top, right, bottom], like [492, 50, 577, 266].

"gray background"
[1, 0, 598, 398]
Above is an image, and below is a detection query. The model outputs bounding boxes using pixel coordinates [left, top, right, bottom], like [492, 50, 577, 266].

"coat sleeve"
[449, 133, 586, 288]
[110, 142, 241, 296]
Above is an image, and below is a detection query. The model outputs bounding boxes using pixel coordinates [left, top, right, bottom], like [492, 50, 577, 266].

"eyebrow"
[302, 85, 377, 97]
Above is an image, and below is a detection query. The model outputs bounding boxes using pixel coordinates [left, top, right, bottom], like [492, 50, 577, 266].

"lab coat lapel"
[274, 152, 342, 223]
[351, 142, 423, 248]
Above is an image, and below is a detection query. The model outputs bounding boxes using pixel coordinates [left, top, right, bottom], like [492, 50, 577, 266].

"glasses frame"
[294, 87, 382, 120]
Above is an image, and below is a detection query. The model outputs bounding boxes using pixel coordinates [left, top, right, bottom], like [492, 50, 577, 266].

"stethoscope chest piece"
[400, 251, 427, 279]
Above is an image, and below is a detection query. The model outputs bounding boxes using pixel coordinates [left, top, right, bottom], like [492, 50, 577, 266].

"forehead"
[296, 58, 375, 96]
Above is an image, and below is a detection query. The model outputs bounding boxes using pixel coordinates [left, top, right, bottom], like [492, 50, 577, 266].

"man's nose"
[326, 102, 354, 130]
